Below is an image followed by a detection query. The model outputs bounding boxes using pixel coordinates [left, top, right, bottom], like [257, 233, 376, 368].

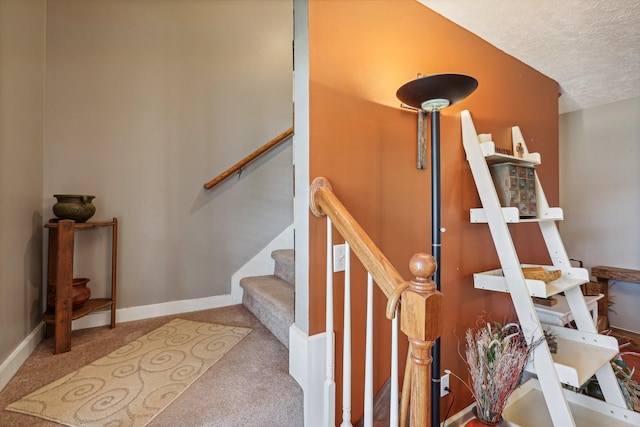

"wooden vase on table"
[47, 277, 91, 310]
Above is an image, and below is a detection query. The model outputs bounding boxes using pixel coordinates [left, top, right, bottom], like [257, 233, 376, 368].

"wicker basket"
[522, 266, 562, 283]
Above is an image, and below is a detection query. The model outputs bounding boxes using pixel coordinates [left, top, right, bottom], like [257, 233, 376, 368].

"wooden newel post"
[400, 253, 444, 427]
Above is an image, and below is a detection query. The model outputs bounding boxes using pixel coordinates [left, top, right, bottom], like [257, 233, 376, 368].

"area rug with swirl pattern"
[6, 319, 251, 427]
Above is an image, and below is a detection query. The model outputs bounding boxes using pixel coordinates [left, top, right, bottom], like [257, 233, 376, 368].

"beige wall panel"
[0, 0, 46, 363]
[43, 0, 293, 307]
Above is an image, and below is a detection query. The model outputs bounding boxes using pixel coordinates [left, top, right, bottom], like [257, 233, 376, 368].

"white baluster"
[325, 218, 336, 427]
[390, 311, 399, 427]
[364, 273, 374, 427]
[341, 243, 353, 427]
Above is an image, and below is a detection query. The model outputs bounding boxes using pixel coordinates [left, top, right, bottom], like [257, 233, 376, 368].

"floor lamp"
[396, 73, 478, 427]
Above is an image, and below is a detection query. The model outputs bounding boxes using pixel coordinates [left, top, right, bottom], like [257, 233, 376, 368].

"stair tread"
[240, 275, 294, 309]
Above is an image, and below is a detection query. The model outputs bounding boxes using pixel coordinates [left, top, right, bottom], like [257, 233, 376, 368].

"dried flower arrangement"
[463, 321, 540, 424]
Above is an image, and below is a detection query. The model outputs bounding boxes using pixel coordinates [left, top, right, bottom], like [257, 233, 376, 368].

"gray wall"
[1, 0, 292, 374]
[0, 0, 46, 364]
[43, 0, 293, 307]
[559, 96, 640, 331]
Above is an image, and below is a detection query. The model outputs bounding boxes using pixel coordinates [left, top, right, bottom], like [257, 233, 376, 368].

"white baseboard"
[71, 293, 236, 330]
[0, 322, 45, 392]
[231, 223, 294, 304]
[289, 324, 327, 427]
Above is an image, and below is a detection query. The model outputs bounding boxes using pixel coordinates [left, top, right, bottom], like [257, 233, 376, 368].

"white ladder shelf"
[461, 110, 639, 426]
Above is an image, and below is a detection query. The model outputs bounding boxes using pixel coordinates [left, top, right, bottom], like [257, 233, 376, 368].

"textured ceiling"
[418, 0, 640, 113]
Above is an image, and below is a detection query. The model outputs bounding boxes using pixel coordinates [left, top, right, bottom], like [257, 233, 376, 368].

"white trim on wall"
[0, 323, 45, 392]
[289, 325, 326, 427]
[71, 293, 237, 330]
[293, 0, 310, 335]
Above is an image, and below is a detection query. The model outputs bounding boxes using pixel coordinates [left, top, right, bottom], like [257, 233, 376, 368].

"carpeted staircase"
[240, 249, 295, 349]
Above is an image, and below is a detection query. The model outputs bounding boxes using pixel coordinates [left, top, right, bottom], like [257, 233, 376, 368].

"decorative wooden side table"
[43, 218, 118, 354]
[591, 265, 640, 330]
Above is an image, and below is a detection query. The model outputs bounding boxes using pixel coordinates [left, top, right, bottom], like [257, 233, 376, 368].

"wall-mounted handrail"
[203, 127, 294, 190]
[310, 176, 443, 427]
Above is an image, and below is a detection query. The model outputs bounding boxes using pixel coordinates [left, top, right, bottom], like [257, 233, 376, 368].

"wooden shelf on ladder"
[461, 110, 640, 426]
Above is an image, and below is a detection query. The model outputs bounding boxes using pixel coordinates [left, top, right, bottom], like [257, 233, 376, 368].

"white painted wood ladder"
[461, 110, 640, 426]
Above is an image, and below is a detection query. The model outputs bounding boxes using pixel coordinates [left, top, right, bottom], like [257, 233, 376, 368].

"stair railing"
[310, 177, 443, 427]
[203, 127, 294, 190]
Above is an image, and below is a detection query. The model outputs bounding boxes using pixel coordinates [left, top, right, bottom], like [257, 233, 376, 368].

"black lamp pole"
[430, 108, 442, 427]
[396, 74, 477, 427]
[431, 109, 442, 289]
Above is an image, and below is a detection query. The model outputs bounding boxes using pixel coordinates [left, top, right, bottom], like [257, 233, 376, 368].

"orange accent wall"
[308, 0, 559, 421]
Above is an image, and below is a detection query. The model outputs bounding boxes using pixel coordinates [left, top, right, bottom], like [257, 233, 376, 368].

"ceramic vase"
[47, 277, 91, 309]
[53, 194, 96, 223]
[464, 407, 504, 426]
[465, 417, 503, 427]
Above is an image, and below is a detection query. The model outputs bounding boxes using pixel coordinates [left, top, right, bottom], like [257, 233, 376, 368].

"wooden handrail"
[203, 127, 294, 190]
[310, 176, 443, 427]
[310, 177, 405, 299]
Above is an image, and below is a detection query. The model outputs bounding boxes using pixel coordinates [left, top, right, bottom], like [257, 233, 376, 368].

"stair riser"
[242, 291, 291, 349]
[272, 249, 294, 286]
[274, 262, 294, 286]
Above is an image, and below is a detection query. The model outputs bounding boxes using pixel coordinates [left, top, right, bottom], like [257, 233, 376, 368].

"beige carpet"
[6, 319, 251, 427]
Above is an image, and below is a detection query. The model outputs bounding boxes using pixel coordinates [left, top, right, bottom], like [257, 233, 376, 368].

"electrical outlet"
[440, 372, 450, 397]
[333, 244, 346, 272]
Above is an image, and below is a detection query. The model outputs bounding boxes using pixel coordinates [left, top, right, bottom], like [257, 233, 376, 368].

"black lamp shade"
[396, 73, 478, 109]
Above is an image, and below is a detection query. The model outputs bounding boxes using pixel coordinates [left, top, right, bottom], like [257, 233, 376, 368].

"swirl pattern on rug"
[6, 319, 251, 427]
